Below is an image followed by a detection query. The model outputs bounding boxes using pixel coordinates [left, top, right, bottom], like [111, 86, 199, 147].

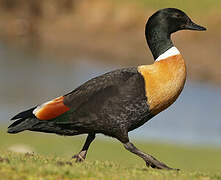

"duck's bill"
[185, 21, 207, 31]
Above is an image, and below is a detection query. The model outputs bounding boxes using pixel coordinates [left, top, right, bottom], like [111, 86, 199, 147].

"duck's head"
[147, 8, 206, 33]
[146, 8, 206, 60]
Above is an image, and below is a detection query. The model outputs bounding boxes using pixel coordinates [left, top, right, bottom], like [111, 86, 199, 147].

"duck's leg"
[72, 133, 95, 162]
[123, 140, 179, 170]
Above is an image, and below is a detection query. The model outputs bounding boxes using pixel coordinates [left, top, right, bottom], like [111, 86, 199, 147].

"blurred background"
[0, 0, 221, 170]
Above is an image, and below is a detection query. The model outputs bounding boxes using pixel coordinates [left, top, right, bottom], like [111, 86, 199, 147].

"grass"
[0, 129, 221, 179]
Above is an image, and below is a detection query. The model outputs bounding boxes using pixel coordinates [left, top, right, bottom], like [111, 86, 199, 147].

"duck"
[8, 8, 206, 170]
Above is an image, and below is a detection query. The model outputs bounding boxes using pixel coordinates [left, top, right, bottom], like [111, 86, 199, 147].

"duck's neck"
[145, 23, 174, 60]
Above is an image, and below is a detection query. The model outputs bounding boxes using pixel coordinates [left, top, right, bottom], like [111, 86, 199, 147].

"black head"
[146, 8, 206, 60]
[147, 8, 206, 34]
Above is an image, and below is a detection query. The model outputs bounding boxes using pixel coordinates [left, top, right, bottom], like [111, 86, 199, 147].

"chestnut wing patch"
[33, 96, 70, 120]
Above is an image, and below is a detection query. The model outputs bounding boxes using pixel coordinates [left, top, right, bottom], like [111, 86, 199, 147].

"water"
[1, 45, 221, 146]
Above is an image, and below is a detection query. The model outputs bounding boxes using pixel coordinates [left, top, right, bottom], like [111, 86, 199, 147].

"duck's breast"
[138, 54, 186, 115]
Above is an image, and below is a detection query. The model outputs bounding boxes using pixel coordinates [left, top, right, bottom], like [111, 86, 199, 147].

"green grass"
[0, 129, 221, 180]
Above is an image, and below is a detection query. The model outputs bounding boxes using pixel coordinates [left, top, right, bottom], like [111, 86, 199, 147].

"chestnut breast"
[138, 54, 186, 115]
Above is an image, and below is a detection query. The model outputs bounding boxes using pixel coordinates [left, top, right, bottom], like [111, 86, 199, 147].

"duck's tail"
[8, 106, 76, 136]
[8, 107, 38, 134]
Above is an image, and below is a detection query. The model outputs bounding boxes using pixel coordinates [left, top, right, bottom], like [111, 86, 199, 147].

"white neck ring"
[155, 47, 180, 61]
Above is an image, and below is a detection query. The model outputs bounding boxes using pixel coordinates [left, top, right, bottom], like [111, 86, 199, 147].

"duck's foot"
[145, 157, 179, 170]
[123, 141, 179, 171]
[72, 150, 87, 162]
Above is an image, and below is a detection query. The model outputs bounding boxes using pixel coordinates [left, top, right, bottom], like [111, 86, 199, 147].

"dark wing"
[10, 67, 139, 123]
[63, 67, 150, 132]
[63, 67, 141, 110]
[8, 67, 149, 134]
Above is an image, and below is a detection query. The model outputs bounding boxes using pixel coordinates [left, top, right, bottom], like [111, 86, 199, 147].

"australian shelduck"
[8, 8, 206, 170]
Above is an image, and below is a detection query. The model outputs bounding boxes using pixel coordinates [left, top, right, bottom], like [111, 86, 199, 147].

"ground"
[0, 130, 221, 180]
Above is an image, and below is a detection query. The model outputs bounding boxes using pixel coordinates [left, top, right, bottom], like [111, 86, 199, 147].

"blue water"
[0, 45, 221, 146]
